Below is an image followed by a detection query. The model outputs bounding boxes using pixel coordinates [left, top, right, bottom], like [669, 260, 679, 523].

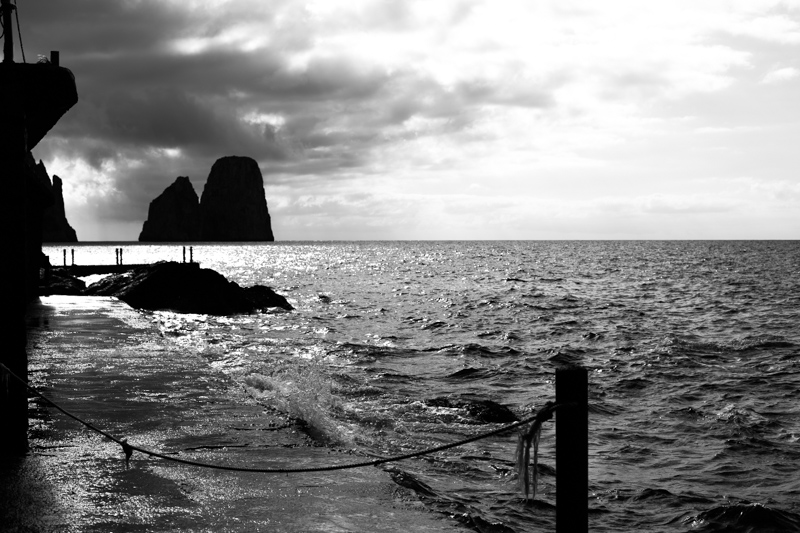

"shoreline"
[1, 296, 458, 532]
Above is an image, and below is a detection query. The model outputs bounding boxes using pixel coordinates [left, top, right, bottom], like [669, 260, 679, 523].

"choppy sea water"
[40, 240, 800, 532]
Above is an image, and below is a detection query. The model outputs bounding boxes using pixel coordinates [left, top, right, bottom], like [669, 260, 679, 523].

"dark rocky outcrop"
[200, 156, 274, 241]
[42, 174, 78, 242]
[83, 261, 292, 315]
[30, 158, 78, 242]
[138, 176, 201, 242]
[139, 156, 274, 242]
[424, 397, 518, 424]
[45, 268, 86, 295]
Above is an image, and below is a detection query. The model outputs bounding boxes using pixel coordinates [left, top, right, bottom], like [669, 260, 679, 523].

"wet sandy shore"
[1, 296, 458, 532]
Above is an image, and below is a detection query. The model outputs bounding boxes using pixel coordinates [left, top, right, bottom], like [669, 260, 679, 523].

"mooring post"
[183, 246, 186, 263]
[71, 248, 74, 266]
[63, 248, 66, 266]
[190, 246, 193, 263]
[50, 50, 59, 66]
[556, 365, 588, 533]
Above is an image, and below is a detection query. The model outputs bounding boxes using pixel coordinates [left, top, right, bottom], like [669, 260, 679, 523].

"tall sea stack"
[139, 176, 201, 241]
[31, 157, 78, 242]
[43, 175, 78, 242]
[199, 156, 274, 241]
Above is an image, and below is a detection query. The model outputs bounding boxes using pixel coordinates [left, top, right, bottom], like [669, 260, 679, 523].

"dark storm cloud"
[26, 4, 401, 172]
[23, 0, 535, 165]
[18, 0, 563, 238]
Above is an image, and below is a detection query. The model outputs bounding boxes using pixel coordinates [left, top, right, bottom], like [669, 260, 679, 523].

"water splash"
[243, 358, 351, 445]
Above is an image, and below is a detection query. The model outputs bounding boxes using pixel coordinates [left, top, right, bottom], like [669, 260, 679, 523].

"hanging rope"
[12, 0, 24, 63]
[1, 363, 559, 495]
[516, 402, 555, 500]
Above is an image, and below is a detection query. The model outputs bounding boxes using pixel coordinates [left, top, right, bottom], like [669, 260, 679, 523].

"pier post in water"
[556, 365, 588, 533]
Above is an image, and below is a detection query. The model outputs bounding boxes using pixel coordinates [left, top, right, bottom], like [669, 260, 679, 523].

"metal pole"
[1, 0, 14, 63]
[556, 365, 588, 533]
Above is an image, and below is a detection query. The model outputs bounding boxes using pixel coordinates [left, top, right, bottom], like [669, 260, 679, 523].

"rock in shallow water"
[84, 261, 292, 315]
[424, 397, 518, 424]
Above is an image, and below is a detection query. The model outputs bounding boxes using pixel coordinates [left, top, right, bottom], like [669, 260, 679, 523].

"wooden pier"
[52, 262, 199, 276]
[49, 245, 199, 276]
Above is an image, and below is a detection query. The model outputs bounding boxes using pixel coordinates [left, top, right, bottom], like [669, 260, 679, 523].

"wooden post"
[183, 246, 186, 263]
[50, 50, 60, 66]
[556, 365, 588, 533]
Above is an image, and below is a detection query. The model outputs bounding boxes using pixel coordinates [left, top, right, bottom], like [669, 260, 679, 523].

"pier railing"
[47, 246, 199, 276]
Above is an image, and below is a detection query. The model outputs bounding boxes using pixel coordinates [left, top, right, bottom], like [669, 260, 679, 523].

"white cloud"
[725, 14, 800, 44]
[761, 67, 800, 84]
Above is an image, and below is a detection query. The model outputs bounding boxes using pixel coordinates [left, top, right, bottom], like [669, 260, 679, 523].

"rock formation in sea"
[138, 156, 274, 242]
[138, 176, 202, 242]
[83, 261, 292, 315]
[35, 159, 78, 242]
[199, 156, 274, 241]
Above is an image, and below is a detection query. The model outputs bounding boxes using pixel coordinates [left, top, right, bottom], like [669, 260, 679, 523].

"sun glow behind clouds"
[46, 156, 119, 205]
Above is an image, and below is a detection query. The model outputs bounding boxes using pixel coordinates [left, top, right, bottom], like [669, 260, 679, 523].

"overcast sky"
[22, 0, 800, 240]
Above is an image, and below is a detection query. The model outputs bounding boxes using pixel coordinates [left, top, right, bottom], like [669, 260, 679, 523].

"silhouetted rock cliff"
[139, 176, 201, 242]
[139, 156, 274, 242]
[36, 159, 78, 242]
[200, 156, 274, 241]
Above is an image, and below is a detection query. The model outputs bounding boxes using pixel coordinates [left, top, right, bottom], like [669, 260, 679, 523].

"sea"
[35, 240, 800, 532]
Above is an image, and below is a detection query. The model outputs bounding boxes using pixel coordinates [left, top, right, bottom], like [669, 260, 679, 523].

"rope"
[1, 363, 559, 474]
[12, 0, 24, 63]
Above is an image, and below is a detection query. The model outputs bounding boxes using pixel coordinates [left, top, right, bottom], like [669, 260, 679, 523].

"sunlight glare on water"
[40, 241, 800, 532]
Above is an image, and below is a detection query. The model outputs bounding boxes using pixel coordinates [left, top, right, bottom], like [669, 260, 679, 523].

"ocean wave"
[682, 502, 800, 532]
